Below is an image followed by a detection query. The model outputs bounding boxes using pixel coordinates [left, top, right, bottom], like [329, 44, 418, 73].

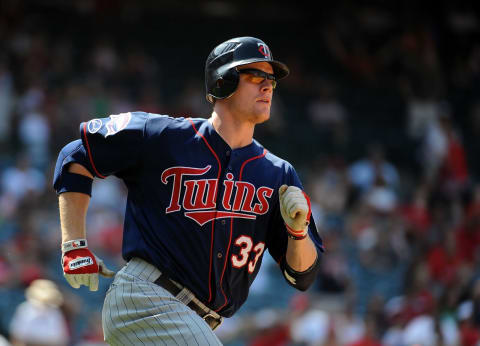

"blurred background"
[0, 0, 479, 345]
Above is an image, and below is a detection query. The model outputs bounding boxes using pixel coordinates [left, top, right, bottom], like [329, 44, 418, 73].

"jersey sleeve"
[79, 111, 148, 179]
[266, 164, 324, 263]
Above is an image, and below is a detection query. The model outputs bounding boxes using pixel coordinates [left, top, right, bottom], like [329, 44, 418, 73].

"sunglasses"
[237, 68, 277, 89]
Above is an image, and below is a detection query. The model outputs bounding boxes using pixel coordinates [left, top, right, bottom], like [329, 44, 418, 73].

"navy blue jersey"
[64, 111, 323, 316]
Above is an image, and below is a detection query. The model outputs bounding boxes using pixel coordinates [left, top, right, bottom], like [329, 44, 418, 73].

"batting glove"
[279, 185, 312, 240]
[61, 239, 115, 291]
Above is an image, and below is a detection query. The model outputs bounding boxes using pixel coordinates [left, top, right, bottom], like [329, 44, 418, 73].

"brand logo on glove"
[71, 240, 85, 248]
[69, 257, 94, 270]
[161, 165, 273, 226]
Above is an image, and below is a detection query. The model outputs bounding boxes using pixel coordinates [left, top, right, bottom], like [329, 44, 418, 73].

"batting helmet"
[205, 36, 289, 103]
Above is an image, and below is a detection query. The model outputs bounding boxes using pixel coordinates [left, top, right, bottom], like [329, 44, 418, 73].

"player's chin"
[253, 105, 271, 124]
[253, 112, 270, 124]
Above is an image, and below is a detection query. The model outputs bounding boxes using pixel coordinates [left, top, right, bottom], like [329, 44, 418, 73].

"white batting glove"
[61, 239, 115, 291]
[279, 185, 312, 240]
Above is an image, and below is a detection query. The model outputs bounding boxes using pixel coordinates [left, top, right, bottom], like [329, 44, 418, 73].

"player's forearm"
[57, 163, 93, 242]
[59, 192, 90, 242]
[285, 236, 318, 272]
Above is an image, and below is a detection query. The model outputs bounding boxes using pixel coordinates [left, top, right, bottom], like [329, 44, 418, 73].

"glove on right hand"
[62, 239, 115, 291]
[278, 185, 312, 240]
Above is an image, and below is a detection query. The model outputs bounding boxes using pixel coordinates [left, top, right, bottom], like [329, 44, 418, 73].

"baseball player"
[53, 36, 324, 345]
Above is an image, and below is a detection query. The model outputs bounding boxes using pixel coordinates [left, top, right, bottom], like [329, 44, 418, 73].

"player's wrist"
[62, 238, 88, 253]
[284, 223, 308, 240]
[287, 232, 308, 240]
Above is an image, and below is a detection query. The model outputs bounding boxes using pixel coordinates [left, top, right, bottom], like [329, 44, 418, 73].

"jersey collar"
[198, 119, 265, 159]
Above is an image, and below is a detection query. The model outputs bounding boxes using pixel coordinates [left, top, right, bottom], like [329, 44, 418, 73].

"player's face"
[227, 62, 275, 124]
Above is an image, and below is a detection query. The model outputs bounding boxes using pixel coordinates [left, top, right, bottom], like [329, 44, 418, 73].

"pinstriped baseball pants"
[102, 258, 223, 345]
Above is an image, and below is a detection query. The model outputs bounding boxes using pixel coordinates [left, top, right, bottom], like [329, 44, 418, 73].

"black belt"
[154, 274, 223, 330]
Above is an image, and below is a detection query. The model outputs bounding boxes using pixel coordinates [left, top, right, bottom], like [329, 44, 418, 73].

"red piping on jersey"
[239, 149, 267, 180]
[82, 123, 106, 179]
[215, 148, 268, 312]
[188, 118, 221, 303]
[215, 217, 234, 313]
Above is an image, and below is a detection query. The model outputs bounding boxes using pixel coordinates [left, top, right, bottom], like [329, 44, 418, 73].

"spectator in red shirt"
[427, 230, 463, 286]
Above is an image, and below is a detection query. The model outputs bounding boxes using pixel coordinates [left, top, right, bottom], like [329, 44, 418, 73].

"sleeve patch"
[87, 119, 103, 134]
[105, 112, 132, 137]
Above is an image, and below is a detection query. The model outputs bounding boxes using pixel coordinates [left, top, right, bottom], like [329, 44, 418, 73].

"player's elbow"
[281, 256, 320, 291]
[293, 277, 316, 292]
[286, 271, 317, 291]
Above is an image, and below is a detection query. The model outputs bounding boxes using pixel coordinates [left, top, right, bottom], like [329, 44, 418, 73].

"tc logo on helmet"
[257, 43, 271, 58]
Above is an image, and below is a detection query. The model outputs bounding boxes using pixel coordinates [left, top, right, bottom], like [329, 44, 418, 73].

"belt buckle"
[203, 313, 223, 330]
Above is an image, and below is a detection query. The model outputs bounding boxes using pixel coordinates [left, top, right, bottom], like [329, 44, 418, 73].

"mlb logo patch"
[105, 112, 132, 137]
[87, 119, 103, 134]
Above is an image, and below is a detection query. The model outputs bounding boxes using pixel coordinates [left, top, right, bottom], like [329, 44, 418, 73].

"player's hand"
[279, 185, 311, 240]
[61, 239, 115, 291]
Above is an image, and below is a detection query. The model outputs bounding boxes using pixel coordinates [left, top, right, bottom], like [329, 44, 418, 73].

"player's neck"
[209, 112, 254, 149]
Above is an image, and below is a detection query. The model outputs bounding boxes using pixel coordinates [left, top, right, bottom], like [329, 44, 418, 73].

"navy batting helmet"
[205, 37, 289, 103]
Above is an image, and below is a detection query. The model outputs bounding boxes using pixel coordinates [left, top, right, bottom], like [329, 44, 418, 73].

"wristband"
[284, 222, 308, 240]
[287, 232, 308, 240]
[62, 239, 88, 253]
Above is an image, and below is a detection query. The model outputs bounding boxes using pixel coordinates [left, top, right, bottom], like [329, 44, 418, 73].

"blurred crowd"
[0, 1, 480, 345]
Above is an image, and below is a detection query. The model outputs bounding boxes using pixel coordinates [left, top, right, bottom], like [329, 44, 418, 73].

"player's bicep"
[68, 163, 94, 178]
[53, 140, 95, 196]
[80, 112, 147, 178]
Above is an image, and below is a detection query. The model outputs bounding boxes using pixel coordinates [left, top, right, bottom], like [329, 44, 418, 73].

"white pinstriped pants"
[102, 257, 223, 345]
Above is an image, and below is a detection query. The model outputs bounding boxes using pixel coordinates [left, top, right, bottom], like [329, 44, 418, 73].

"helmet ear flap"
[209, 68, 239, 101]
